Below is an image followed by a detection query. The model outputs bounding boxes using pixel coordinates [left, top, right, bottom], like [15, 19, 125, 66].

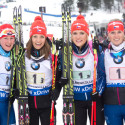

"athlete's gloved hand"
[102, 39, 110, 49]
[49, 88, 60, 101]
[9, 95, 15, 104]
[55, 38, 63, 50]
[90, 91, 100, 102]
[93, 37, 99, 52]
[14, 89, 20, 99]
[91, 91, 104, 108]
[59, 77, 68, 87]
[9, 89, 19, 104]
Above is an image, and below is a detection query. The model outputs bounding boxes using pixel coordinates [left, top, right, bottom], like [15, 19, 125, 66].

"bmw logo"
[5, 61, 11, 71]
[113, 56, 123, 64]
[75, 58, 85, 68]
[31, 62, 40, 70]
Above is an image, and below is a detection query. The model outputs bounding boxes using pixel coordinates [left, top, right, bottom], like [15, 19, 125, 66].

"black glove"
[93, 37, 99, 52]
[91, 92, 104, 108]
[59, 77, 68, 87]
[55, 38, 63, 50]
[9, 95, 15, 104]
[90, 91, 100, 102]
[9, 89, 19, 104]
[102, 39, 110, 49]
[13, 89, 20, 99]
[49, 88, 60, 101]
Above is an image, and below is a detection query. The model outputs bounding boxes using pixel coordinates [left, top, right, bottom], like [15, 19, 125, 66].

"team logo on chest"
[5, 61, 11, 71]
[31, 62, 40, 70]
[113, 56, 123, 64]
[75, 58, 85, 68]
[110, 49, 125, 64]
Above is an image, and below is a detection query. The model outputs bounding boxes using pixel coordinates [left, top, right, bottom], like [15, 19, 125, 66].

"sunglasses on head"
[0, 28, 16, 37]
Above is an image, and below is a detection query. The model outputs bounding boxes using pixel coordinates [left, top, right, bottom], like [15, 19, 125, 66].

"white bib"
[25, 56, 52, 96]
[73, 49, 94, 85]
[0, 55, 11, 99]
[73, 49, 94, 93]
[104, 49, 125, 87]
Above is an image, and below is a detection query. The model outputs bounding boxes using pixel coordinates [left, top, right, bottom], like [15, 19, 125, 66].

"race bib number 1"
[109, 67, 125, 80]
[73, 70, 91, 80]
[27, 71, 45, 85]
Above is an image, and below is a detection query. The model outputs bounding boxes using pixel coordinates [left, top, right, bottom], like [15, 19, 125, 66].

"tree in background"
[90, 0, 101, 10]
[63, 0, 123, 13]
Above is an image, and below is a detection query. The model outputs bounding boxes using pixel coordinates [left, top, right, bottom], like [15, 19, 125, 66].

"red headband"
[107, 21, 124, 33]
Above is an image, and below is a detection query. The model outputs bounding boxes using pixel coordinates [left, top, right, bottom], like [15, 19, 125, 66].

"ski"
[17, 5, 29, 125]
[67, 7, 74, 125]
[7, 5, 29, 125]
[62, 4, 68, 125]
[91, 36, 97, 125]
[16, 6, 24, 125]
[62, 4, 74, 125]
[7, 6, 18, 125]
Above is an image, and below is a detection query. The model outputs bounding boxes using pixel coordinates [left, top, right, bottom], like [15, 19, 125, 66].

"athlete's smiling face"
[32, 34, 46, 50]
[0, 36, 15, 51]
[108, 30, 124, 46]
[72, 30, 88, 49]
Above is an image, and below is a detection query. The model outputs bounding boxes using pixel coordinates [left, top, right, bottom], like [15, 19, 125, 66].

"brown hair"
[26, 37, 51, 59]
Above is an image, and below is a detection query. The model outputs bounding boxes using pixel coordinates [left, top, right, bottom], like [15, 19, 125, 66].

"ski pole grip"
[59, 77, 68, 87]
